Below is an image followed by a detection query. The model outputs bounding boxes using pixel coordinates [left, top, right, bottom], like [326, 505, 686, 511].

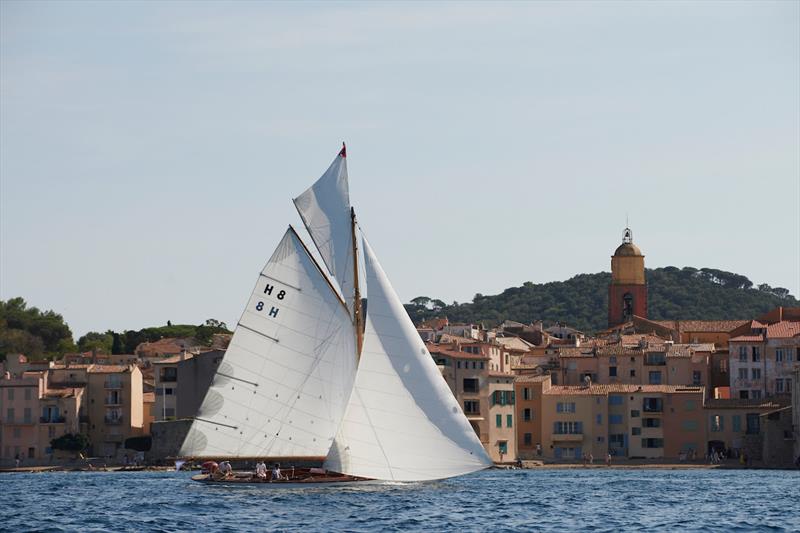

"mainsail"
[293, 145, 356, 315]
[324, 237, 493, 481]
[180, 227, 357, 459]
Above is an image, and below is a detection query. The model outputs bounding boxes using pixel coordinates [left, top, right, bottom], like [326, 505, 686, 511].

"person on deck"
[256, 461, 267, 480]
[271, 463, 286, 481]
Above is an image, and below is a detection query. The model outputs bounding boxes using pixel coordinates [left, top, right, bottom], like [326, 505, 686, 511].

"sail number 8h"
[256, 283, 285, 318]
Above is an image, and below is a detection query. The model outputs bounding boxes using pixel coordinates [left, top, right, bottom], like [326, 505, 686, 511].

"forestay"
[293, 147, 356, 315]
[324, 238, 493, 481]
[180, 227, 357, 459]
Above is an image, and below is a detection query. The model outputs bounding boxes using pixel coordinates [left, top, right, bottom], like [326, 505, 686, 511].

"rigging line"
[237, 323, 279, 343]
[259, 273, 301, 292]
[195, 417, 238, 430]
[215, 372, 258, 387]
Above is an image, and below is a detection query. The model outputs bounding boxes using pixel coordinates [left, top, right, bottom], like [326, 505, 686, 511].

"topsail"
[293, 145, 357, 316]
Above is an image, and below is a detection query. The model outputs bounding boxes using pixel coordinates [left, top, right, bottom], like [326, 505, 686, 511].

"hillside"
[404, 267, 798, 333]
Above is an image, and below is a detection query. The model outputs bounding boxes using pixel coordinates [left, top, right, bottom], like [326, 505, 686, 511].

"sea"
[2, 468, 799, 532]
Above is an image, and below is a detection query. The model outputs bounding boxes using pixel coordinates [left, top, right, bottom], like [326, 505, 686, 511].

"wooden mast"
[351, 207, 364, 357]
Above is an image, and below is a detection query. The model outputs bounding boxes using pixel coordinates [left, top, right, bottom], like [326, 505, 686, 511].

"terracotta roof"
[705, 398, 787, 410]
[766, 321, 800, 339]
[43, 387, 82, 398]
[50, 364, 92, 370]
[152, 353, 196, 364]
[488, 371, 514, 378]
[426, 346, 490, 360]
[87, 364, 132, 374]
[729, 335, 764, 342]
[544, 384, 703, 396]
[143, 392, 155, 403]
[650, 320, 748, 333]
[515, 375, 551, 383]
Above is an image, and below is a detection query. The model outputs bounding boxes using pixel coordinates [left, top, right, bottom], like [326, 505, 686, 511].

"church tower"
[608, 227, 647, 327]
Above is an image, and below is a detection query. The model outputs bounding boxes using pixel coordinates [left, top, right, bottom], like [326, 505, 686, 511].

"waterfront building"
[792, 367, 799, 460]
[702, 398, 786, 458]
[514, 375, 548, 459]
[608, 227, 647, 328]
[728, 309, 800, 399]
[85, 365, 144, 458]
[152, 349, 224, 420]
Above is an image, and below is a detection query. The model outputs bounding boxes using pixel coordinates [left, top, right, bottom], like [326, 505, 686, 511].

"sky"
[1, 1, 798, 338]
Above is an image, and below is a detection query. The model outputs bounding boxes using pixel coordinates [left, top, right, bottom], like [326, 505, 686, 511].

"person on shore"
[582, 453, 587, 467]
[14, 454, 20, 468]
[606, 453, 612, 467]
[536, 443, 542, 457]
[588, 453, 594, 465]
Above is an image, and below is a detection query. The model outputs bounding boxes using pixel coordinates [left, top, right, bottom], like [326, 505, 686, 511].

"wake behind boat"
[181, 144, 492, 486]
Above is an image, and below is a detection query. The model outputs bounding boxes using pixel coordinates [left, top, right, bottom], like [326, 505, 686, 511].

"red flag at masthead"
[339, 142, 346, 158]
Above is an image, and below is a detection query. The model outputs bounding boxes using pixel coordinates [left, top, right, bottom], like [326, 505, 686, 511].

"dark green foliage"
[114, 320, 231, 353]
[405, 267, 798, 334]
[0, 297, 74, 360]
[50, 433, 90, 452]
[77, 331, 114, 354]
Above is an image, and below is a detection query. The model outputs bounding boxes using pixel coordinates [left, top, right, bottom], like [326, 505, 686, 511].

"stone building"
[608, 227, 647, 328]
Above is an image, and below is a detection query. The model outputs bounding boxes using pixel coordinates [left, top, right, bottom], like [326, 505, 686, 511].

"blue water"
[2, 468, 798, 532]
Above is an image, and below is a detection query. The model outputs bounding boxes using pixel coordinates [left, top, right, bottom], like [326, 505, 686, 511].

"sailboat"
[182, 145, 492, 485]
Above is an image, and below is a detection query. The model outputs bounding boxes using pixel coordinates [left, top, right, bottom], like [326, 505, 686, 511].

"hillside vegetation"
[404, 267, 798, 333]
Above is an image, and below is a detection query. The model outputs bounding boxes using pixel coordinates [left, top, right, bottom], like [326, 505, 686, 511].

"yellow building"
[85, 365, 144, 458]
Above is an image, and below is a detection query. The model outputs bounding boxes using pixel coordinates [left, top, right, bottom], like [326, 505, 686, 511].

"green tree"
[0, 297, 74, 359]
[77, 331, 114, 354]
[50, 433, 90, 452]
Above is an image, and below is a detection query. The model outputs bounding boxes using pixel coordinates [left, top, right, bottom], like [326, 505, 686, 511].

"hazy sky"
[1, 1, 798, 338]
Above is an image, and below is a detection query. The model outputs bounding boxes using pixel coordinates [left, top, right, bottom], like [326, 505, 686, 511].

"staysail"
[324, 237, 493, 481]
[293, 145, 356, 315]
[180, 227, 357, 459]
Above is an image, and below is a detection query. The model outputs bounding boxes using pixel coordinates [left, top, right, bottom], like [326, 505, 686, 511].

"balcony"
[104, 399, 123, 406]
[40, 416, 66, 424]
[552, 433, 584, 442]
[104, 416, 124, 425]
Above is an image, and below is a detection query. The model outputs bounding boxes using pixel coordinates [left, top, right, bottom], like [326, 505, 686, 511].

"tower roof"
[613, 227, 643, 257]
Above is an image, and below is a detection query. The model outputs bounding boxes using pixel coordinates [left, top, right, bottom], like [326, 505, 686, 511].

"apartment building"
[729, 320, 799, 399]
[152, 349, 224, 420]
[85, 365, 144, 458]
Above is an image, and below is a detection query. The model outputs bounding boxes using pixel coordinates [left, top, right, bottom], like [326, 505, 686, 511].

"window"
[7, 389, 13, 401]
[648, 371, 662, 385]
[710, 415, 724, 432]
[746, 413, 760, 434]
[751, 368, 761, 380]
[597, 436, 605, 443]
[164, 407, 175, 418]
[523, 433, 532, 446]
[751, 390, 762, 399]
[553, 421, 583, 434]
[457, 361, 461, 369]
[13, 427, 21, 438]
[523, 408, 532, 422]
[645, 353, 666, 366]
[720, 359, 728, 373]
[507, 414, 513, 428]
[632, 427, 641, 435]
[631, 410, 640, 418]
[24, 388, 31, 401]
[630, 369, 636, 378]
[596, 414, 602, 425]
[479, 362, 484, 370]
[523, 387, 530, 401]
[775, 379, 784, 393]
[463, 378, 479, 393]
[48, 426, 56, 438]
[609, 434, 625, 446]
[642, 398, 663, 412]
[752, 347, 760, 362]
[738, 346, 747, 362]
[739, 390, 749, 399]
[738, 368, 748, 380]
[23, 408, 31, 424]
[692, 371, 702, 386]
[776, 349, 785, 362]
[496, 414, 502, 428]
[732, 415, 741, 433]
[643, 418, 661, 428]
[609, 414, 623, 424]
[6, 408, 14, 423]
[556, 402, 576, 413]
[161, 368, 177, 382]
[609, 395, 623, 406]
[609, 356, 617, 364]
[463, 400, 480, 415]
[609, 366, 618, 377]
[682, 420, 698, 431]
[641, 438, 664, 448]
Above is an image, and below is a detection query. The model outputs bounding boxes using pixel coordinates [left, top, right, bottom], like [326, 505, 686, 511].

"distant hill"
[404, 267, 798, 333]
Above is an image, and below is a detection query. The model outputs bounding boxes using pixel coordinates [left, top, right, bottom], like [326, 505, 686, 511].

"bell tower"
[608, 227, 647, 327]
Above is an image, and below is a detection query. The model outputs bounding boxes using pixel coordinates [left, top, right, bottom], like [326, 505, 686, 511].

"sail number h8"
[256, 283, 286, 318]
